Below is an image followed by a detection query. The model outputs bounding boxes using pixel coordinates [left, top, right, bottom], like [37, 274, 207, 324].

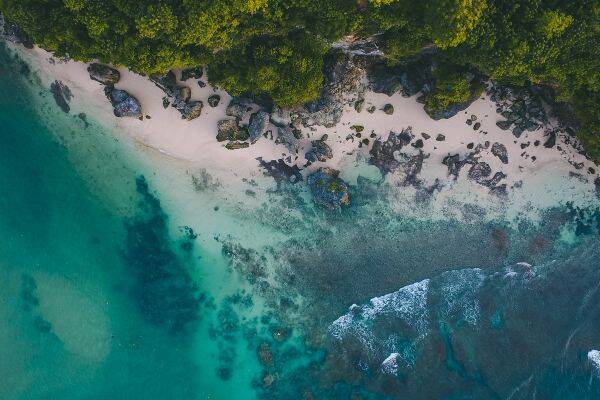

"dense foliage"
[1, 0, 599, 158]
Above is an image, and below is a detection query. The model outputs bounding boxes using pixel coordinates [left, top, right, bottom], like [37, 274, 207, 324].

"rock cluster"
[369, 128, 414, 174]
[305, 135, 333, 163]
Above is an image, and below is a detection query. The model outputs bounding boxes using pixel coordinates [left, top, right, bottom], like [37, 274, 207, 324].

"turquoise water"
[1, 43, 600, 399]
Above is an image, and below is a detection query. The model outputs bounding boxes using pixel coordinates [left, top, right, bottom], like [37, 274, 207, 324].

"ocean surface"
[1, 42, 600, 400]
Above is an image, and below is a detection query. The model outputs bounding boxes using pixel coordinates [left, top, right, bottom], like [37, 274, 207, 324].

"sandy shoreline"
[10, 44, 600, 221]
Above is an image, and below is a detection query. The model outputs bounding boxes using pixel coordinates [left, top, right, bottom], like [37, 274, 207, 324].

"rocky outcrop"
[305, 136, 333, 163]
[178, 101, 203, 120]
[365, 55, 433, 97]
[104, 85, 142, 118]
[276, 126, 301, 153]
[257, 158, 303, 185]
[208, 94, 220, 107]
[226, 97, 252, 119]
[87, 63, 120, 85]
[50, 80, 72, 113]
[307, 168, 350, 210]
[270, 105, 291, 128]
[248, 111, 269, 143]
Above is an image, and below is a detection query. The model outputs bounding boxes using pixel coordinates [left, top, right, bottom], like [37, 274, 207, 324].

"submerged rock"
[307, 168, 350, 210]
[256, 158, 303, 184]
[50, 80, 72, 113]
[248, 111, 269, 143]
[104, 86, 142, 118]
[87, 63, 120, 85]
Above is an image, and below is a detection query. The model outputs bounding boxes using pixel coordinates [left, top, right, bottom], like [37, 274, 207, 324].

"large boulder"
[226, 97, 252, 119]
[104, 86, 142, 118]
[270, 105, 291, 127]
[276, 126, 301, 152]
[150, 71, 178, 97]
[307, 168, 350, 210]
[248, 111, 270, 142]
[87, 63, 120, 85]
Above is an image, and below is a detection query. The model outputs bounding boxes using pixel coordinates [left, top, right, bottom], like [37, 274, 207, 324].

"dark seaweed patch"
[122, 176, 202, 334]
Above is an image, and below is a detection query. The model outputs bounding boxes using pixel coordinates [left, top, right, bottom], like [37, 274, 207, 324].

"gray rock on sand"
[248, 111, 270, 143]
[305, 136, 333, 163]
[370, 128, 414, 174]
[104, 86, 142, 118]
[491, 142, 509, 164]
[50, 80, 72, 113]
[87, 63, 120, 85]
[226, 98, 252, 119]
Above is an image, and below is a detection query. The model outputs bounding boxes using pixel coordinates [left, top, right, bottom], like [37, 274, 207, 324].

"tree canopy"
[1, 0, 599, 159]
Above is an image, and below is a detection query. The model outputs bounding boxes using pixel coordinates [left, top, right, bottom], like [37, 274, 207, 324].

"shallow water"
[1, 43, 600, 400]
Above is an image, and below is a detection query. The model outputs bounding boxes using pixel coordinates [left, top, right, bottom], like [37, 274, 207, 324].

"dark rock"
[422, 132, 431, 140]
[383, 104, 394, 115]
[87, 63, 120, 85]
[172, 86, 191, 105]
[307, 168, 350, 210]
[436, 134, 445, 141]
[512, 126, 524, 138]
[178, 101, 203, 120]
[225, 142, 249, 150]
[162, 97, 170, 108]
[369, 128, 414, 174]
[198, 80, 206, 88]
[50, 80, 72, 113]
[104, 86, 142, 118]
[248, 111, 269, 143]
[442, 154, 464, 178]
[496, 120, 512, 130]
[468, 162, 492, 183]
[351, 125, 364, 133]
[473, 122, 481, 130]
[595, 177, 600, 197]
[367, 106, 376, 113]
[217, 119, 248, 142]
[305, 138, 333, 162]
[544, 131, 556, 148]
[491, 142, 508, 164]
[208, 94, 221, 107]
[181, 67, 203, 81]
[467, 142, 474, 149]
